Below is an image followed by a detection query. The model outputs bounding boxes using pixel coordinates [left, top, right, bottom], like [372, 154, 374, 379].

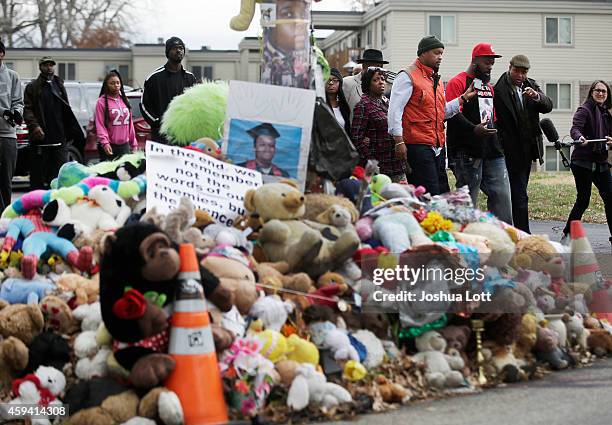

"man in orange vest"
[388, 36, 475, 195]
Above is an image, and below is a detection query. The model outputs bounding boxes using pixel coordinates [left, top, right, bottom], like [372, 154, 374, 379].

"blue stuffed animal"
[0, 277, 56, 304]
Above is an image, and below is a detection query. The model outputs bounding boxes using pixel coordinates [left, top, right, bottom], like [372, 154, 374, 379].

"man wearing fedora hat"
[343, 49, 388, 120]
[446, 42, 513, 224]
[387, 36, 475, 196]
[493, 54, 552, 232]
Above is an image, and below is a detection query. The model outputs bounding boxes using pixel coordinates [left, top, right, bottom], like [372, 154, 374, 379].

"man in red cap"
[445, 43, 513, 224]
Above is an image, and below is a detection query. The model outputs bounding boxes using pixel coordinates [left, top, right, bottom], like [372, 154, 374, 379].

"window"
[58, 63, 76, 80]
[545, 17, 572, 45]
[381, 17, 387, 47]
[191, 66, 202, 82]
[119, 65, 129, 81]
[428, 15, 456, 44]
[546, 83, 572, 110]
[203, 66, 213, 81]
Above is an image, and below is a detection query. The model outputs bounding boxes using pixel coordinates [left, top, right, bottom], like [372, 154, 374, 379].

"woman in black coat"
[325, 68, 351, 135]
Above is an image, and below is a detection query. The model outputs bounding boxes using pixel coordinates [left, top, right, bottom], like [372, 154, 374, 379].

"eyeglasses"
[327, 78, 340, 85]
[593, 89, 608, 94]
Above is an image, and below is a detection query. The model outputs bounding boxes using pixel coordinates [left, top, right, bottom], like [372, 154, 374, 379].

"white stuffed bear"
[287, 363, 352, 411]
[73, 301, 111, 379]
[413, 331, 465, 389]
[6, 366, 66, 425]
[352, 329, 385, 369]
[43, 185, 131, 239]
[324, 328, 360, 362]
[249, 295, 294, 332]
[372, 211, 431, 252]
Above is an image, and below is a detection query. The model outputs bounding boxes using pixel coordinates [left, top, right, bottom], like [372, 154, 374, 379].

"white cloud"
[136, 0, 352, 50]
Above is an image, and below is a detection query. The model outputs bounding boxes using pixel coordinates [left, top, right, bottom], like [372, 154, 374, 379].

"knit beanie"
[165, 36, 185, 58]
[417, 36, 445, 56]
[330, 67, 343, 82]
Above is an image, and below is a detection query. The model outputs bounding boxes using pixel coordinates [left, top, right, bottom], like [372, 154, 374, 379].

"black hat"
[165, 36, 185, 58]
[356, 49, 388, 64]
[247, 123, 280, 140]
[417, 36, 445, 56]
[330, 68, 343, 81]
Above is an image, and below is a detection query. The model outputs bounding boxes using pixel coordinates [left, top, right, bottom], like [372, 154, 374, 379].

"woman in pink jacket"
[95, 70, 137, 161]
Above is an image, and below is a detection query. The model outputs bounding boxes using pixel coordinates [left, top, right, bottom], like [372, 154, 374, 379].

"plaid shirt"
[351, 94, 406, 177]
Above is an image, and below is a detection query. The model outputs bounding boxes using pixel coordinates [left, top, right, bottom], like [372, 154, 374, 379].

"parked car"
[84, 89, 150, 163]
[13, 80, 136, 185]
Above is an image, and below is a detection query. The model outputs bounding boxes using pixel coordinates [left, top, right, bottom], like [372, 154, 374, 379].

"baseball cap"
[39, 56, 56, 66]
[510, 54, 531, 69]
[471, 43, 502, 60]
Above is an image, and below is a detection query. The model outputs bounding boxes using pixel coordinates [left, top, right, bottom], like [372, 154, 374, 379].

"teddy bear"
[303, 193, 359, 224]
[372, 210, 431, 252]
[286, 363, 353, 411]
[437, 325, 472, 377]
[249, 295, 294, 332]
[463, 222, 515, 269]
[0, 336, 29, 392]
[351, 329, 385, 369]
[587, 329, 612, 356]
[285, 334, 320, 365]
[375, 375, 412, 404]
[40, 294, 79, 334]
[56, 273, 99, 307]
[6, 365, 66, 425]
[244, 181, 360, 278]
[43, 184, 132, 238]
[100, 222, 233, 389]
[481, 340, 527, 383]
[254, 261, 314, 296]
[0, 301, 44, 344]
[563, 312, 590, 351]
[26, 331, 70, 374]
[513, 314, 538, 369]
[413, 330, 465, 389]
[64, 386, 183, 425]
[534, 326, 570, 370]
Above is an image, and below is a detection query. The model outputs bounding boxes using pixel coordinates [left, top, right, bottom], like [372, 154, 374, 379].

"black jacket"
[23, 74, 85, 152]
[140, 64, 196, 140]
[446, 74, 504, 159]
[493, 72, 553, 169]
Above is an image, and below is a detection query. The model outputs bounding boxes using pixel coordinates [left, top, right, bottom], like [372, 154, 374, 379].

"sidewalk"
[530, 220, 610, 253]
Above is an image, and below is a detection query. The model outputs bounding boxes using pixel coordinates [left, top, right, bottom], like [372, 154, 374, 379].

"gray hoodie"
[0, 62, 24, 138]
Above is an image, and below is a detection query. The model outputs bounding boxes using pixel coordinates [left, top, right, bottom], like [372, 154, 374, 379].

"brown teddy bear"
[587, 329, 612, 357]
[438, 325, 472, 377]
[0, 301, 44, 344]
[513, 314, 538, 367]
[375, 375, 411, 404]
[244, 181, 359, 278]
[56, 273, 99, 307]
[303, 193, 359, 224]
[40, 295, 79, 334]
[255, 261, 314, 295]
[0, 336, 29, 392]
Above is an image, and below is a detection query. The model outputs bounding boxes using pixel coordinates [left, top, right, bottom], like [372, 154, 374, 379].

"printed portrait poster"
[260, 0, 312, 89]
[474, 78, 494, 123]
[223, 80, 316, 190]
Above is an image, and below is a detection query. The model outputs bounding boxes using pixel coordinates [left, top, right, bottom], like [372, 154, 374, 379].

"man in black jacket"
[23, 56, 84, 190]
[140, 37, 197, 143]
[494, 55, 553, 233]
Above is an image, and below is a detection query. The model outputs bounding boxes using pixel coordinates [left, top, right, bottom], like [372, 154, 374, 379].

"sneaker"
[560, 233, 570, 246]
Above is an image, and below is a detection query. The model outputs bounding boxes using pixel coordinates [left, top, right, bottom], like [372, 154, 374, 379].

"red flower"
[113, 289, 146, 320]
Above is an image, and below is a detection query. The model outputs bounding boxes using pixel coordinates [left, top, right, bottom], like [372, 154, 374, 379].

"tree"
[74, 23, 127, 48]
[0, 0, 39, 46]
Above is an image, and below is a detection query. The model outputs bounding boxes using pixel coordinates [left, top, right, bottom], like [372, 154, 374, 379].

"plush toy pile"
[1, 149, 611, 425]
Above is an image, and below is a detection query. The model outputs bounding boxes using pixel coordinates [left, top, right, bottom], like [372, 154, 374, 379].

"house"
[314, 0, 612, 171]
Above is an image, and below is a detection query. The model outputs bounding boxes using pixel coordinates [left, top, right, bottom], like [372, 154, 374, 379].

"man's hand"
[474, 122, 497, 138]
[2, 110, 15, 127]
[32, 126, 45, 141]
[394, 136, 407, 161]
[523, 87, 539, 100]
[463, 82, 477, 102]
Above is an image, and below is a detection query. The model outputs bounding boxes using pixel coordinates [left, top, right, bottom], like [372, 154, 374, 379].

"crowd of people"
[0, 34, 610, 246]
[325, 37, 612, 246]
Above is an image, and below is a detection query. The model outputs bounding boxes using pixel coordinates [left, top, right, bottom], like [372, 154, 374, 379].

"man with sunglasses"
[388, 36, 475, 196]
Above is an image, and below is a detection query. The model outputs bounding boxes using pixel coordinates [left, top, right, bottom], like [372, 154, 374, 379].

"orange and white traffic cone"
[570, 220, 605, 288]
[165, 244, 228, 425]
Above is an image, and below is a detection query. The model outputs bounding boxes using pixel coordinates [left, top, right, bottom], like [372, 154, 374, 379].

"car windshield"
[65, 86, 82, 112]
[128, 97, 143, 119]
[86, 86, 101, 112]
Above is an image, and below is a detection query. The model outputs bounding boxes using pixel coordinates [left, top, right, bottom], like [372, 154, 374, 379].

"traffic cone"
[165, 244, 228, 425]
[570, 220, 605, 289]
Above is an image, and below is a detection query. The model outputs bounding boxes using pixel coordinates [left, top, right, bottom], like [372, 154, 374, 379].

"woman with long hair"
[95, 69, 137, 161]
[325, 68, 351, 134]
[562, 80, 612, 247]
[351, 67, 406, 182]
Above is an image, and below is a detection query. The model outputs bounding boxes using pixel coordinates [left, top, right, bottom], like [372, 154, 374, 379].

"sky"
[138, 0, 353, 50]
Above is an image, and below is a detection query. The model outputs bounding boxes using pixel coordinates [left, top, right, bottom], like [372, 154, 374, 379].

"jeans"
[563, 163, 612, 237]
[507, 159, 532, 233]
[450, 152, 513, 225]
[0, 137, 17, 211]
[406, 144, 450, 196]
[29, 144, 68, 190]
[98, 142, 131, 162]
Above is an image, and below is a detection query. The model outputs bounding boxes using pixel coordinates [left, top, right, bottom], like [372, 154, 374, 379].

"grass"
[447, 170, 607, 224]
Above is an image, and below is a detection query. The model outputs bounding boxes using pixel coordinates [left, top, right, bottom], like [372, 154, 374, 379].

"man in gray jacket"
[0, 41, 24, 211]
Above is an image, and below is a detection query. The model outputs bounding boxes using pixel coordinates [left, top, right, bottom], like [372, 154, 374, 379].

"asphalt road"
[331, 358, 612, 425]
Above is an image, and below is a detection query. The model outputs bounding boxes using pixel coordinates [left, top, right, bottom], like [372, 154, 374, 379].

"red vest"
[401, 60, 446, 147]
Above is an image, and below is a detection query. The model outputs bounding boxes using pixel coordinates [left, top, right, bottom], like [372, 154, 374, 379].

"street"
[331, 358, 612, 425]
